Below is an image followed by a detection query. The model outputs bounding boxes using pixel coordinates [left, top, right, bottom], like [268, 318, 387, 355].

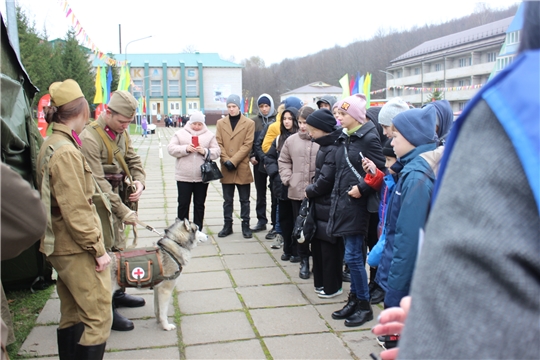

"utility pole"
[119, 24, 122, 54]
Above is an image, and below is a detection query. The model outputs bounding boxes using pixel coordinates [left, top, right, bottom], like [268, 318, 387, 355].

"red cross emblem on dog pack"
[132, 267, 145, 279]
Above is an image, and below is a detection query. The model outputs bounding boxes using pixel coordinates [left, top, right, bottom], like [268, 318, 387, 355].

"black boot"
[111, 307, 134, 331]
[299, 257, 310, 279]
[57, 322, 84, 360]
[370, 282, 386, 304]
[344, 299, 374, 327]
[113, 290, 145, 308]
[241, 222, 252, 238]
[218, 222, 233, 237]
[332, 292, 359, 320]
[74, 342, 106, 360]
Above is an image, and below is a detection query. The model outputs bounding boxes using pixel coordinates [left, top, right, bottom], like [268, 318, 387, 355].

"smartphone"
[191, 136, 199, 147]
[359, 152, 375, 174]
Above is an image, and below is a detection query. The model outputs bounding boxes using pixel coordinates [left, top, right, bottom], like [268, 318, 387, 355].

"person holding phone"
[167, 111, 220, 230]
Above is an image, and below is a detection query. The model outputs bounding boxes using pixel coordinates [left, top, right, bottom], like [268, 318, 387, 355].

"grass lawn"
[5, 285, 55, 359]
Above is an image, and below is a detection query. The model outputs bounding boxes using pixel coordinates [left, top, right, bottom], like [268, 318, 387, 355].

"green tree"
[426, 80, 444, 103]
[59, 29, 95, 105]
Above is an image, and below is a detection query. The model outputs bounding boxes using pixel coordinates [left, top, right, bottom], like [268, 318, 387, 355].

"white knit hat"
[379, 97, 409, 126]
[188, 111, 205, 124]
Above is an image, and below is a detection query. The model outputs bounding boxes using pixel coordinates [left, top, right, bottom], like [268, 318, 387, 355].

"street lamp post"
[124, 36, 152, 133]
[379, 70, 395, 98]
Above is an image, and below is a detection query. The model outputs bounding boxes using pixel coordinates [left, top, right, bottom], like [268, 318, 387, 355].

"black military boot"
[332, 292, 359, 320]
[74, 342, 106, 360]
[299, 257, 310, 279]
[218, 221, 233, 237]
[241, 221, 252, 238]
[344, 299, 374, 327]
[113, 289, 145, 308]
[111, 307, 134, 331]
[57, 322, 84, 360]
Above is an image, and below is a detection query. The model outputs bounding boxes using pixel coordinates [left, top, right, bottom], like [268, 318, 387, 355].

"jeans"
[222, 183, 250, 223]
[275, 203, 282, 234]
[344, 234, 370, 301]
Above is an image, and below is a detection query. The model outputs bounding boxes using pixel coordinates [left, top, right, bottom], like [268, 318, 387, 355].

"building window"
[186, 80, 197, 97]
[507, 31, 520, 44]
[458, 79, 470, 87]
[459, 57, 472, 67]
[151, 80, 161, 97]
[168, 80, 180, 97]
[396, 70, 402, 78]
[497, 56, 515, 71]
[396, 88, 403, 96]
[188, 102, 198, 110]
[434, 63, 442, 72]
[458, 101, 468, 111]
[487, 52, 497, 62]
[132, 80, 143, 99]
[175, 103, 179, 110]
[414, 67, 420, 75]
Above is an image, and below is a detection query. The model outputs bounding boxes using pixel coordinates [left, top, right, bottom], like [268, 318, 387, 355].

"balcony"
[446, 62, 495, 78]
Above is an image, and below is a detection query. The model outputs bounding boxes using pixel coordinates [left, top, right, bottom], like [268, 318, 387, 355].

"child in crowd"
[305, 109, 343, 297]
[264, 107, 299, 255]
[375, 106, 438, 310]
[278, 106, 317, 278]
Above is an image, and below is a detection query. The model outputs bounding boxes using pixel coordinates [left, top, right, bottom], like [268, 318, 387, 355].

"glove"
[224, 160, 236, 171]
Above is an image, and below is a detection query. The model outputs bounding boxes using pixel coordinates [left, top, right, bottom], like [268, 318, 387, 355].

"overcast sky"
[3, 0, 519, 65]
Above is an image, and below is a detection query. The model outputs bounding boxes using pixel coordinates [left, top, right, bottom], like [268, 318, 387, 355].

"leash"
[127, 219, 164, 249]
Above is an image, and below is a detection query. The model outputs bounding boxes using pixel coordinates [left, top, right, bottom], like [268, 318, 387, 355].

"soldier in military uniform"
[37, 79, 112, 359]
[79, 91, 146, 332]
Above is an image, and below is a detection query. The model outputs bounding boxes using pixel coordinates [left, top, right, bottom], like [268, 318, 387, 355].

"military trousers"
[49, 251, 112, 345]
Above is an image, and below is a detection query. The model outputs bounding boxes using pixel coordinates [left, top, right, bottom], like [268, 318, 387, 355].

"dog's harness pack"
[114, 246, 182, 289]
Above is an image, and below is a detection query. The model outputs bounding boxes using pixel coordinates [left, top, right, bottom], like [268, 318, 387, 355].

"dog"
[110, 218, 208, 330]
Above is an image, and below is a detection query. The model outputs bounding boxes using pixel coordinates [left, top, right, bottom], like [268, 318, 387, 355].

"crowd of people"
[7, 4, 538, 358]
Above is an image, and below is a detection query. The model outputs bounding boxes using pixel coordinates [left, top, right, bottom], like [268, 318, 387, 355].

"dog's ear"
[183, 218, 191, 232]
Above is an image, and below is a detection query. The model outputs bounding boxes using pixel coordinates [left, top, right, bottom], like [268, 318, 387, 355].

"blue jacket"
[367, 173, 396, 267]
[376, 143, 437, 307]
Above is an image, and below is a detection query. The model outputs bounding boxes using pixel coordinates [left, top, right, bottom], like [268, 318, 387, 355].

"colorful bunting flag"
[106, 66, 112, 103]
[351, 72, 360, 95]
[93, 66, 103, 104]
[363, 73, 372, 109]
[357, 75, 365, 94]
[339, 74, 350, 99]
[249, 97, 254, 114]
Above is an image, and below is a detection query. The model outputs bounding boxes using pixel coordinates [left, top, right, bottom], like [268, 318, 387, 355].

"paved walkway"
[19, 127, 384, 359]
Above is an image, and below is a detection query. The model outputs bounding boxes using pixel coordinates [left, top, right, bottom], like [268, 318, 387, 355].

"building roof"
[92, 52, 242, 68]
[391, 17, 513, 63]
[281, 81, 342, 95]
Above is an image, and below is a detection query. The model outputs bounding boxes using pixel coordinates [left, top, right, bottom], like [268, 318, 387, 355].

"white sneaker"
[270, 234, 284, 249]
[317, 288, 343, 299]
[314, 286, 324, 294]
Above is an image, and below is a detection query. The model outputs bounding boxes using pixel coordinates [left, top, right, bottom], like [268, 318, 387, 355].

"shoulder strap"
[343, 145, 363, 182]
[39, 139, 74, 256]
[89, 121, 133, 184]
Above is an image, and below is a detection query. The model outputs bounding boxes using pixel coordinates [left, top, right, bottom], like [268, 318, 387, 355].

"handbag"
[200, 149, 223, 183]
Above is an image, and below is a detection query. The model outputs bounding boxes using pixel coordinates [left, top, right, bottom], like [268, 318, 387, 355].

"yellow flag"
[124, 65, 131, 91]
[363, 73, 372, 109]
[339, 74, 350, 99]
[93, 66, 103, 104]
[249, 97, 254, 114]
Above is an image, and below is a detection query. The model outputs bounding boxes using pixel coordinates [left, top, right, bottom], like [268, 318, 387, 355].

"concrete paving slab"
[19, 325, 57, 357]
[297, 283, 351, 305]
[229, 267, 290, 287]
[183, 255, 224, 274]
[185, 339, 266, 359]
[250, 305, 328, 337]
[191, 242, 219, 257]
[176, 271, 232, 292]
[178, 288, 242, 314]
[341, 330, 383, 360]
[218, 241, 267, 255]
[222, 253, 277, 270]
[107, 319, 178, 350]
[104, 346, 180, 359]
[36, 298, 60, 324]
[238, 284, 309, 308]
[115, 294, 174, 319]
[181, 311, 256, 345]
[315, 303, 382, 332]
[263, 333, 353, 359]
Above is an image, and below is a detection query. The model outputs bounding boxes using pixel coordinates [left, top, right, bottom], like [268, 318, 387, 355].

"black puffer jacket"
[305, 129, 341, 243]
[327, 122, 385, 237]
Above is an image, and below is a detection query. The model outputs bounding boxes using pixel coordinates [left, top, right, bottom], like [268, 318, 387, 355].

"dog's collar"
[157, 239, 183, 279]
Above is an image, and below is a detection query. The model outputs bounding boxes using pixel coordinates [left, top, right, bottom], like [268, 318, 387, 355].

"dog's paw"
[162, 323, 176, 331]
